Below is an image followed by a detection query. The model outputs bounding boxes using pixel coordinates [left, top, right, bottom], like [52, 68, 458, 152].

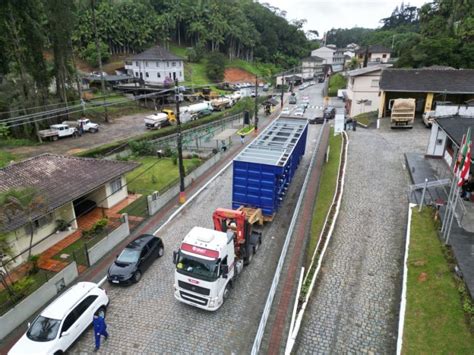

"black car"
[108, 234, 164, 284]
[323, 106, 336, 120]
[308, 109, 325, 124]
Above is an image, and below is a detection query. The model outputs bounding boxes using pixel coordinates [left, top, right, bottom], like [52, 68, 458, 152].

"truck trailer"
[390, 98, 416, 128]
[173, 118, 308, 311]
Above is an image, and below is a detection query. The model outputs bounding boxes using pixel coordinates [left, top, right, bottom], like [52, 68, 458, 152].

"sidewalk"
[0, 99, 284, 354]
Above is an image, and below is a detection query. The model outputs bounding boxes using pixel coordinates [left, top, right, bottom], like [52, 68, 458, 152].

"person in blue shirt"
[93, 314, 109, 351]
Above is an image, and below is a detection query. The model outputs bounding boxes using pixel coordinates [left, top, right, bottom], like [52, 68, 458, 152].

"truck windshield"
[176, 253, 219, 282]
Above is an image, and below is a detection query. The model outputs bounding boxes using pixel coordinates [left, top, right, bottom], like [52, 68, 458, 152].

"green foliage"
[328, 74, 347, 97]
[80, 41, 110, 67]
[205, 52, 227, 82]
[55, 219, 69, 232]
[0, 123, 10, 139]
[92, 218, 108, 234]
[0, 151, 15, 169]
[12, 276, 35, 298]
[129, 140, 155, 156]
[28, 255, 40, 275]
[326, 27, 375, 48]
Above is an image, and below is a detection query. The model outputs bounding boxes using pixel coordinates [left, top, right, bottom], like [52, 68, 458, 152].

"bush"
[205, 52, 227, 82]
[91, 218, 108, 234]
[186, 43, 205, 63]
[328, 73, 347, 97]
[129, 140, 155, 156]
[55, 219, 69, 232]
[28, 255, 40, 275]
[171, 153, 178, 165]
[13, 276, 35, 298]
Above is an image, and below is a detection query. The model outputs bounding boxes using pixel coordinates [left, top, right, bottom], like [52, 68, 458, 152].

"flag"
[457, 127, 471, 187]
[454, 133, 466, 175]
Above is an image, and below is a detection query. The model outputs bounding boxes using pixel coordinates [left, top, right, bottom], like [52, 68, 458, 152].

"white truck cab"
[173, 226, 242, 311]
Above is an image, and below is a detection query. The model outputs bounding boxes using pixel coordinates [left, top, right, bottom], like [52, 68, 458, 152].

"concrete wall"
[0, 262, 78, 340]
[87, 214, 130, 266]
[426, 123, 447, 157]
[147, 152, 223, 216]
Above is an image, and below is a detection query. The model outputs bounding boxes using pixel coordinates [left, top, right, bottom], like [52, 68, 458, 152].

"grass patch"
[353, 111, 377, 126]
[237, 125, 255, 136]
[121, 157, 202, 217]
[328, 73, 347, 97]
[0, 138, 39, 149]
[0, 150, 15, 168]
[403, 207, 474, 353]
[51, 232, 108, 266]
[306, 130, 342, 268]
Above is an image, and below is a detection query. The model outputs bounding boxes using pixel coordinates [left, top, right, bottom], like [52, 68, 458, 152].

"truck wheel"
[244, 247, 253, 265]
[223, 282, 232, 301]
[253, 236, 262, 254]
[53, 136, 58, 141]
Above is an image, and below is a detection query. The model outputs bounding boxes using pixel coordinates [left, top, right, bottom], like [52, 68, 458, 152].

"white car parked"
[281, 107, 291, 115]
[9, 282, 109, 355]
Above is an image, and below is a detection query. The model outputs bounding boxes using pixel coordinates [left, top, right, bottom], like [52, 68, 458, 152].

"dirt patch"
[224, 67, 262, 84]
[417, 272, 428, 282]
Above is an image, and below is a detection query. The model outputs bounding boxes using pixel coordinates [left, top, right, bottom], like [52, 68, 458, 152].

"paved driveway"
[296, 118, 429, 353]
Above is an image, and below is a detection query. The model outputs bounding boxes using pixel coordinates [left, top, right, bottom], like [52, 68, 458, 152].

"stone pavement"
[296, 118, 429, 353]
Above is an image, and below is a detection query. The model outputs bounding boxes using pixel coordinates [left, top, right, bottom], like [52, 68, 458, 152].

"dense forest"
[0, 0, 311, 119]
[326, 0, 474, 68]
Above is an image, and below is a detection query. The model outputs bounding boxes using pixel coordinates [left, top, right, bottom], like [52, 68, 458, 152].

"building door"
[140, 72, 143, 80]
[173, 72, 176, 80]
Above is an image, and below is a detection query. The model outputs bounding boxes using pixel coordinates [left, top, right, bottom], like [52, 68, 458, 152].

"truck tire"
[244, 246, 253, 265]
[223, 282, 232, 302]
[52, 136, 58, 141]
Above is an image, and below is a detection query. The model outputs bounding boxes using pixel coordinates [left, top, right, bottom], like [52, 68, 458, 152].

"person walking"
[352, 117, 357, 131]
[93, 314, 109, 351]
[240, 135, 245, 144]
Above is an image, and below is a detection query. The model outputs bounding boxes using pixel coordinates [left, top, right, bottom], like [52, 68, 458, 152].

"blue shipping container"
[232, 118, 308, 216]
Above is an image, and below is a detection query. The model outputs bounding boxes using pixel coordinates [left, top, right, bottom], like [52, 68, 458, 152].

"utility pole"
[91, 0, 109, 123]
[175, 79, 186, 203]
[254, 75, 259, 133]
[281, 79, 284, 108]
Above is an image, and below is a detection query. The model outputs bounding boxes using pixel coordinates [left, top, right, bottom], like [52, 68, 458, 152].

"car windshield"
[116, 248, 140, 264]
[27, 316, 60, 342]
[176, 253, 219, 282]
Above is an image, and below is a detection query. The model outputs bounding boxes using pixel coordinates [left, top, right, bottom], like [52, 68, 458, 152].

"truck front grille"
[180, 291, 208, 306]
[178, 281, 210, 296]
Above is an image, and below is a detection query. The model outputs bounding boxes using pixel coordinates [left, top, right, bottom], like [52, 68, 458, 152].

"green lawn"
[306, 131, 343, 268]
[328, 73, 347, 97]
[0, 151, 15, 168]
[121, 157, 201, 217]
[353, 110, 377, 126]
[403, 208, 474, 353]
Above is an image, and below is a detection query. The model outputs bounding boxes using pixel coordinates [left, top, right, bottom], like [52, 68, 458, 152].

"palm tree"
[0, 187, 47, 259]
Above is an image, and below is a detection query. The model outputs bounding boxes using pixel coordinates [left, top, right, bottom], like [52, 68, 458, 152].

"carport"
[378, 68, 474, 118]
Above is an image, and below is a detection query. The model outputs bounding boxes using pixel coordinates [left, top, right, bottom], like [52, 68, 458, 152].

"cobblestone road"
[70, 114, 322, 354]
[296, 119, 429, 353]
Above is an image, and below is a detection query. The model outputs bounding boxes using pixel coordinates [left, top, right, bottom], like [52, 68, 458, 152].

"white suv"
[9, 282, 109, 355]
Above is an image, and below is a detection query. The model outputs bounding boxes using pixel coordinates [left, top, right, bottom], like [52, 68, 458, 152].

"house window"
[167, 62, 170, 67]
[172, 62, 176, 67]
[110, 178, 122, 194]
[26, 213, 53, 233]
[382, 54, 387, 58]
[135, 61, 139, 66]
[179, 71, 182, 77]
[135, 72, 139, 77]
[146, 72, 149, 78]
[371, 79, 379, 87]
[157, 72, 161, 78]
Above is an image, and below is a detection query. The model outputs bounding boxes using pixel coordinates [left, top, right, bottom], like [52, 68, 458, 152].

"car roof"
[126, 234, 156, 249]
[41, 282, 98, 319]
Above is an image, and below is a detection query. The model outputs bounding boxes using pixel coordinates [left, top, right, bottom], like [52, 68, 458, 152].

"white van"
[9, 282, 109, 355]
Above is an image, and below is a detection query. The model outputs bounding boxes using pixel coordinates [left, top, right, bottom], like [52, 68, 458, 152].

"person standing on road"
[240, 135, 245, 144]
[93, 314, 109, 351]
[79, 120, 84, 136]
[352, 117, 357, 131]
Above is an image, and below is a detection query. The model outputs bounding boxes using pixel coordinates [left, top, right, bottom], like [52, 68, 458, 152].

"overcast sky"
[262, 0, 429, 36]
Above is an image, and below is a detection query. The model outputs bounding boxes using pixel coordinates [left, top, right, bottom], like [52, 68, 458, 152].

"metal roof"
[234, 118, 307, 166]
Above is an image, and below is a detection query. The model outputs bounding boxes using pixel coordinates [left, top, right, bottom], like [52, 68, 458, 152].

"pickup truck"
[38, 124, 78, 141]
[62, 118, 99, 133]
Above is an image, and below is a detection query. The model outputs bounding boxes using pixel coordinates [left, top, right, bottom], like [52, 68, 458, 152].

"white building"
[301, 56, 324, 79]
[311, 46, 345, 72]
[125, 46, 185, 85]
[345, 65, 392, 117]
[356, 45, 392, 65]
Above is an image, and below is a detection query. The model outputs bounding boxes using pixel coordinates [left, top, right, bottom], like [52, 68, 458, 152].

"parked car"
[324, 106, 336, 120]
[308, 109, 325, 124]
[8, 282, 108, 355]
[281, 107, 291, 115]
[318, 76, 325, 83]
[294, 108, 305, 116]
[289, 96, 297, 105]
[108, 234, 164, 284]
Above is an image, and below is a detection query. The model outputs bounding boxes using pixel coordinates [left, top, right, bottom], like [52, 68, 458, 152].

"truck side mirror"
[172, 251, 179, 265]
